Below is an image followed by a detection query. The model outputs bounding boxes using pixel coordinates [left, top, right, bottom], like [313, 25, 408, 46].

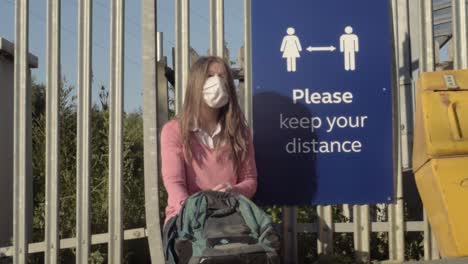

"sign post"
[252, 0, 395, 205]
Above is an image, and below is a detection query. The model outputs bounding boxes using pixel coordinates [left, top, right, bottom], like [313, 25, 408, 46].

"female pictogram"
[280, 27, 302, 72]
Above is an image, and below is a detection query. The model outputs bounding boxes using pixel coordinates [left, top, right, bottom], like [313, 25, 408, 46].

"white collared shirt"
[191, 122, 222, 149]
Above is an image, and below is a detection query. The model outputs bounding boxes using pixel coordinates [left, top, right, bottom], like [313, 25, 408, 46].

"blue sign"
[252, 0, 394, 205]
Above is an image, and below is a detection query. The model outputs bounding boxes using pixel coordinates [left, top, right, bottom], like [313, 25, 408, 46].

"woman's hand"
[212, 183, 234, 192]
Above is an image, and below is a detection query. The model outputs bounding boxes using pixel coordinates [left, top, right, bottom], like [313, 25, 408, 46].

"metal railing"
[1, 0, 467, 263]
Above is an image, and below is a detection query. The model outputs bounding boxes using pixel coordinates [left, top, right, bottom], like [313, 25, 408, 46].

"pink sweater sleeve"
[160, 121, 189, 221]
[233, 131, 258, 198]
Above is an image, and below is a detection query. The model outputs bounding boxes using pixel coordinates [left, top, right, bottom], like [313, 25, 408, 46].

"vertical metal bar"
[342, 204, 351, 221]
[419, 0, 434, 73]
[394, 0, 412, 171]
[209, 0, 216, 55]
[388, 0, 408, 261]
[431, 229, 439, 259]
[181, 0, 190, 104]
[452, 0, 468, 69]
[13, 0, 29, 263]
[317, 205, 333, 255]
[108, 0, 125, 263]
[388, 167, 404, 261]
[76, 0, 93, 262]
[362, 205, 370, 262]
[388, 178, 405, 261]
[45, 0, 61, 263]
[175, 0, 181, 113]
[388, 204, 396, 260]
[423, 213, 440, 260]
[175, 0, 190, 114]
[353, 206, 361, 258]
[243, 0, 253, 128]
[157, 32, 163, 62]
[353, 205, 370, 263]
[209, 0, 225, 58]
[156, 32, 168, 129]
[423, 210, 432, 260]
[142, 0, 164, 262]
[281, 206, 297, 264]
[216, 0, 224, 59]
[419, 0, 438, 259]
[408, 0, 420, 119]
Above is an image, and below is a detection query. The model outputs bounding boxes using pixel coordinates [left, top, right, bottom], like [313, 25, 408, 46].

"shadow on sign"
[253, 92, 318, 205]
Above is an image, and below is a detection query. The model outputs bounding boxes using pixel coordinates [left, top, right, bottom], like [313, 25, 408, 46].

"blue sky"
[0, 0, 245, 112]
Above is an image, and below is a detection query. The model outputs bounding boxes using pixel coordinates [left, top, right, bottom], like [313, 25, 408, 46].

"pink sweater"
[160, 119, 258, 224]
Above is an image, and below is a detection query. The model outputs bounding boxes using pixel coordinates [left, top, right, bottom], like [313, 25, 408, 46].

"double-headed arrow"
[306, 46, 336, 52]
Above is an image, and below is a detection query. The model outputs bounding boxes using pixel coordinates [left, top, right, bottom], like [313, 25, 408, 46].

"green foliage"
[90, 250, 105, 264]
[265, 205, 282, 224]
[31, 80, 151, 263]
[405, 232, 424, 261]
[31, 82, 47, 243]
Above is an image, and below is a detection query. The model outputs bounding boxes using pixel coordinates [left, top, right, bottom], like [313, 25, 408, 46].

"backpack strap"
[162, 216, 179, 264]
[175, 191, 213, 241]
[236, 195, 280, 252]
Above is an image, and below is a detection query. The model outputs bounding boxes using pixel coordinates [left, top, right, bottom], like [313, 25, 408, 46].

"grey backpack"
[163, 190, 280, 264]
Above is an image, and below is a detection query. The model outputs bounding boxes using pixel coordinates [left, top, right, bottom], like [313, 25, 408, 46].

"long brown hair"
[178, 56, 249, 172]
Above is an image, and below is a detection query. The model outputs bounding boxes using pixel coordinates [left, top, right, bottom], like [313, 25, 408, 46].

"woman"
[160, 56, 258, 225]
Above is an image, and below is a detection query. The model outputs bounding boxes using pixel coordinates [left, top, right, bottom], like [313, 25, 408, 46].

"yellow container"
[413, 69, 468, 258]
[413, 70, 468, 171]
[415, 157, 468, 257]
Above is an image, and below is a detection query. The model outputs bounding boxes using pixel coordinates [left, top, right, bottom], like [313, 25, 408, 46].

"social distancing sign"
[252, 0, 394, 205]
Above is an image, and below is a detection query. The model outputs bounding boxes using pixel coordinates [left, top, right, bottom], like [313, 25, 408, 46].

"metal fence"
[0, 0, 467, 263]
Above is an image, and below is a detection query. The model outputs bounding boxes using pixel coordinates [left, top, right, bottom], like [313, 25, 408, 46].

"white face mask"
[202, 75, 229, 108]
